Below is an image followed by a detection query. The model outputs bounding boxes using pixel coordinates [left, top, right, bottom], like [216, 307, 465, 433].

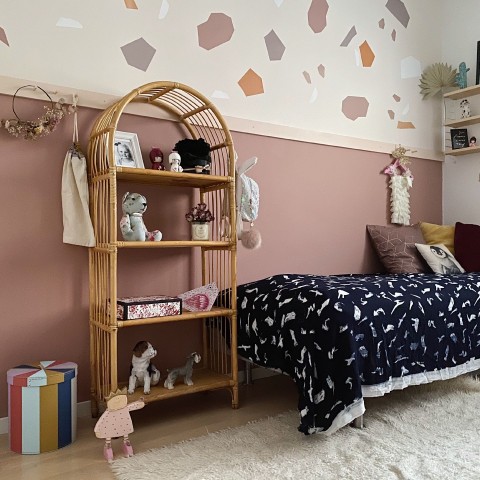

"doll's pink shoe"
[122, 440, 134, 457]
[103, 445, 114, 463]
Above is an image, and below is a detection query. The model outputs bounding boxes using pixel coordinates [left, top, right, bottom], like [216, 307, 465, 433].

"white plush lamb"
[120, 192, 162, 241]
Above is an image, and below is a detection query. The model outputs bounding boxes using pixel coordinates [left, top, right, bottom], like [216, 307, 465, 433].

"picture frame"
[450, 128, 469, 150]
[113, 131, 144, 168]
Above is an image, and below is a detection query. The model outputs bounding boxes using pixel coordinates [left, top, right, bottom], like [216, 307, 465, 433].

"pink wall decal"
[378, 18, 385, 29]
[238, 69, 264, 96]
[265, 30, 285, 61]
[0, 27, 9, 46]
[340, 26, 357, 46]
[303, 71, 312, 84]
[308, 0, 329, 33]
[318, 64, 325, 77]
[391, 29, 397, 41]
[121, 38, 156, 71]
[388, 109, 395, 119]
[342, 96, 369, 120]
[386, 0, 410, 28]
[393, 94, 401, 102]
[197, 13, 234, 50]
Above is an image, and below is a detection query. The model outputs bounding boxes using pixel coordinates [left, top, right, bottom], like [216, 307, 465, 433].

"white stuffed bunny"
[120, 192, 162, 241]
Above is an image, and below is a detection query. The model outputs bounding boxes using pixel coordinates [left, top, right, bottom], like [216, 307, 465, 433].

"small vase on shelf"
[191, 222, 209, 241]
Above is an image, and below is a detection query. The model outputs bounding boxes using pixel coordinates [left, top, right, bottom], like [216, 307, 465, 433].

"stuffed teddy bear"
[120, 192, 162, 241]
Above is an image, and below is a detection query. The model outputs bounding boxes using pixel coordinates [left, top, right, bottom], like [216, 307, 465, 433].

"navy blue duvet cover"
[236, 273, 480, 435]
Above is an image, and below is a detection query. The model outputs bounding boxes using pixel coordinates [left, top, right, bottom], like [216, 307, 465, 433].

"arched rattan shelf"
[86, 82, 238, 417]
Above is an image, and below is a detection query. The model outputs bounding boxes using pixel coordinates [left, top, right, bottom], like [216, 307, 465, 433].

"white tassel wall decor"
[384, 145, 414, 226]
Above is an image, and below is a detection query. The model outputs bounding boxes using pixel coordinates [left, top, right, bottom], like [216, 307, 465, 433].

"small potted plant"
[185, 202, 214, 240]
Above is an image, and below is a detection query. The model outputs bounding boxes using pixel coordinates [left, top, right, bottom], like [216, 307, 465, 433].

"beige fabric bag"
[61, 106, 95, 247]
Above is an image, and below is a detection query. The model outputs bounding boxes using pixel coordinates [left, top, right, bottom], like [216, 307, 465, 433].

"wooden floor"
[0, 375, 297, 480]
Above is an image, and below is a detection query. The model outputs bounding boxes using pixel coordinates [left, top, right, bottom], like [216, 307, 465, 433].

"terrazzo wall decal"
[342, 96, 369, 120]
[265, 30, 285, 61]
[402, 104, 410, 115]
[340, 26, 357, 47]
[56, 18, 83, 28]
[309, 87, 318, 103]
[124, 0, 138, 9]
[158, 0, 169, 19]
[198, 13, 234, 50]
[386, 0, 410, 28]
[303, 71, 312, 84]
[273, 0, 284, 6]
[393, 94, 401, 102]
[211, 90, 230, 99]
[238, 69, 264, 96]
[379, 18, 385, 29]
[391, 29, 397, 41]
[318, 64, 325, 77]
[359, 41, 375, 67]
[397, 121, 415, 129]
[121, 38, 156, 71]
[401, 56, 421, 79]
[388, 110, 395, 119]
[308, 0, 329, 33]
[0, 27, 9, 46]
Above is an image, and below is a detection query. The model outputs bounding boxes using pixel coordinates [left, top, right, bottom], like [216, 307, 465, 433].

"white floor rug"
[111, 375, 480, 480]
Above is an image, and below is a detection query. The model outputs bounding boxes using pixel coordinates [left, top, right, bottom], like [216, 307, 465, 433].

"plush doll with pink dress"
[94, 388, 145, 463]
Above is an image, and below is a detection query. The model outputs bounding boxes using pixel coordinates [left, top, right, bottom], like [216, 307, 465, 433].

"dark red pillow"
[454, 222, 480, 272]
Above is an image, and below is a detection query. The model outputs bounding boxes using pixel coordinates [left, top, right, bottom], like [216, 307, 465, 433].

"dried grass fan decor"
[419, 63, 457, 99]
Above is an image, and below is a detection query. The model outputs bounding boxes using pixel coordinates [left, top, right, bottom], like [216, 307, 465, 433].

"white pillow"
[415, 243, 465, 274]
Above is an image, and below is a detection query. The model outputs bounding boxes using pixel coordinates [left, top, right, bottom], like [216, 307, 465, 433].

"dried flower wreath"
[185, 202, 215, 223]
[1, 85, 75, 140]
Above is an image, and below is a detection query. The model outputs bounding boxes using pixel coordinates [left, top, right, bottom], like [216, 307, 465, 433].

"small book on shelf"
[450, 128, 469, 149]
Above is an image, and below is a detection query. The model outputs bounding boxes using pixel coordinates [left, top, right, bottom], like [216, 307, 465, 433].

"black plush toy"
[174, 138, 211, 174]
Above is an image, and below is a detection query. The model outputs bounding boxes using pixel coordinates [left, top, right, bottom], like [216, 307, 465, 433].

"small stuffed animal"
[128, 341, 161, 395]
[149, 147, 165, 171]
[169, 151, 183, 172]
[164, 352, 201, 389]
[120, 192, 162, 241]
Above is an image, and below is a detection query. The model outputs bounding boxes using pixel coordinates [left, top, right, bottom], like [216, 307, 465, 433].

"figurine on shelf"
[470, 136, 477, 147]
[455, 62, 470, 89]
[169, 151, 183, 172]
[149, 147, 165, 171]
[128, 341, 161, 395]
[460, 99, 471, 118]
[164, 352, 201, 389]
[94, 388, 145, 463]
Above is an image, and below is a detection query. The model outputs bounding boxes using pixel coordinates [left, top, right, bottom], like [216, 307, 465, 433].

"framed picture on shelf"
[450, 128, 469, 149]
[113, 131, 144, 168]
[476, 40, 480, 85]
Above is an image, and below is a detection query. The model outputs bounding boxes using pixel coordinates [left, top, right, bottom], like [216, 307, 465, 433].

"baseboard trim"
[0, 368, 276, 436]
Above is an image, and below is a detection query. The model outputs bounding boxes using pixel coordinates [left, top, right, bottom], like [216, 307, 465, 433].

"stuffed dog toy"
[164, 352, 201, 389]
[120, 192, 162, 241]
[128, 341, 161, 395]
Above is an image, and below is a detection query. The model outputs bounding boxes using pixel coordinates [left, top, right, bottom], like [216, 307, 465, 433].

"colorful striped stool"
[7, 361, 77, 454]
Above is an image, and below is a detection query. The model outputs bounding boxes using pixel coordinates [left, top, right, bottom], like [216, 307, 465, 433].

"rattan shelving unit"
[87, 81, 238, 416]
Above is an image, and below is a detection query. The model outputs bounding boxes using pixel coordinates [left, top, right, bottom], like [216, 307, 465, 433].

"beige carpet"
[111, 375, 480, 480]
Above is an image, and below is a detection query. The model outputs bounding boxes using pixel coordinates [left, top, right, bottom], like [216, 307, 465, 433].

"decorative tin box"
[117, 295, 182, 320]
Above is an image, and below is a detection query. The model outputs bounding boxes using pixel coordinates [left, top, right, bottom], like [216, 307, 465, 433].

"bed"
[236, 272, 480, 435]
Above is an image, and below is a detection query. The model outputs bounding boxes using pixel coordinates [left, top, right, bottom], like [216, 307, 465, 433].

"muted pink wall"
[0, 94, 441, 418]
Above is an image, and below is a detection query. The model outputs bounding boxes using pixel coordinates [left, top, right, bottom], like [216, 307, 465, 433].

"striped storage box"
[7, 361, 77, 454]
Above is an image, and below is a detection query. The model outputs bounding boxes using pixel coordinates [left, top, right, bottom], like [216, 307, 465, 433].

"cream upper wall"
[1, 0, 443, 156]
[440, 0, 480, 224]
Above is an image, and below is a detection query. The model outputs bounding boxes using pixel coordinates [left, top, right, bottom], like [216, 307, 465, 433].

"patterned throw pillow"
[454, 222, 480, 272]
[420, 222, 455, 255]
[366, 224, 428, 273]
[415, 243, 465, 274]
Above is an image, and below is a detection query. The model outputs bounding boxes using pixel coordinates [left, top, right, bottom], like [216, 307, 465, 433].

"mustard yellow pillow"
[420, 222, 455, 255]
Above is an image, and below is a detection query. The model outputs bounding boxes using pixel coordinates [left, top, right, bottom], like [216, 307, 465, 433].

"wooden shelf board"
[125, 368, 234, 404]
[116, 240, 232, 248]
[445, 145, 480, 156]
[117, 307, 234, 328]
[444, 84, 480, 100]
[115, 167, 232, 188]
[445, 115, 480, 127]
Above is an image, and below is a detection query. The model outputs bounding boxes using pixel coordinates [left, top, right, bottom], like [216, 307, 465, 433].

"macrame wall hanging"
[383, 145, 414, 226]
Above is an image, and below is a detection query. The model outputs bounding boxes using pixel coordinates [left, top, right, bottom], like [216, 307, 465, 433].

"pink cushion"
[454, 222, 480, 272]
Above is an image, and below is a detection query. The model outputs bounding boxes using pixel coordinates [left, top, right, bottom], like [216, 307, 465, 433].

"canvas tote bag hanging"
[61, 103, 95, 247]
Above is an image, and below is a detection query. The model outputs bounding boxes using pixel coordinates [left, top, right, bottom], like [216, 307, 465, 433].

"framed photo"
[450, 128, 469, 149]
[476, 41, 480, 85]
[113, 131, 144, 168]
